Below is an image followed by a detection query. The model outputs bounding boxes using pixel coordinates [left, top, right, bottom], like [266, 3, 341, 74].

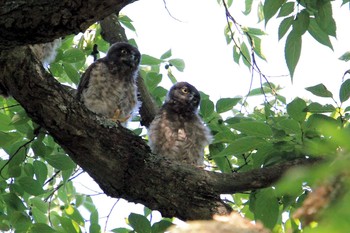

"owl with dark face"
[148, 82, 212, 166]
[76, 42, 141, 125]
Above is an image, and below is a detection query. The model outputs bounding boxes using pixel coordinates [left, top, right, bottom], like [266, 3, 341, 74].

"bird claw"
[111, 109, 130, 123]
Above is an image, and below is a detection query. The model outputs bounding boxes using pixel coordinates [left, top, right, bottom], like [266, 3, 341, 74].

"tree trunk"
[0, 0, 133, 49]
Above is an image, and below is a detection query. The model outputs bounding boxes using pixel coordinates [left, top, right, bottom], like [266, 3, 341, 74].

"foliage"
[1, 1, 350, 233]
[222, 0, 341, 80]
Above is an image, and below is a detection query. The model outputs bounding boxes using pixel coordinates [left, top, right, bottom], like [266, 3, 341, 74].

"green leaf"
[285, 30, 302, 78]
[0, 112, 13, 131]
[243, 0, 253, 15]
[90, 223, 101, 233]
[200, 99, 214, 119]
[339, 51, 350, 62]
[339, 79, 350, 103]
[60, 217, 80, 233]
[263, 0, 285, 25]
[63, 62, 80, 84]
[45, 153, 76, 170]
[253, 188, 279, 229]
[212, 129, 237, 143]
[216, 98, 241, 113]
[10, 110, 29, 125]
[231, 122, 273, 137]
[287, 97, 307, 122]
[111, 228, 132, 233]
[258, 2, 264, 22]
[30, 197, 48, 213]
[50, 62, 64, 77]
[240, 42, 251, 68]
[308, 18, 333, 50]
[243, 27, 266, 36]
[278, 2, 294, 17]
[17, 177, 45, 196]
[62, 48, 86, 63]
[24, 163, 34, 177]
[293, 9, 310, 35]
[304, 114, 340, 132]
[251, 35, 266, 60]
[233, 45, 241, 63]
[277, 119, 300, 134]
[305, 83, 333, 98]
[0, 131, 21, 147]
[304, 103, 336, 113]
[83, 196, 97, 213]
[144, 72, 162, 91]
[342, 0, 350, 5]
[29, 223, 57, 233]
[278, 16, 293, 40]
[151, 219, 173, 233]
[31, 140, 47, 157]
[128, 213, 151, 233]
[167, 69, 177, 84]
[213, 136, 267, 157]
[168, 58, 185, 72]
[141, 54, 163, 66]
[143, 206, 152, 217]
[224, 22, 233, 44]
[315, 1, 336, 37]
[66, 206, 85, 226]
[119, 15, 136, 32]
[160, 49, 172, 59]
[9, 211, 31, 232]
[151, 86, 168, 99]
[3, 193, 26, 211]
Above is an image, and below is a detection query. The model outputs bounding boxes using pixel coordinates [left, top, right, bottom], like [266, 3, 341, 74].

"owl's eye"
[121, 49, 128, 54]
[181, 87, 189, 94]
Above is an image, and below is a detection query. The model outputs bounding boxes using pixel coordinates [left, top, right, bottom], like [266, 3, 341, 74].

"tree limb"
[0, 0, 135, 49]
[0, 46, 321, 220]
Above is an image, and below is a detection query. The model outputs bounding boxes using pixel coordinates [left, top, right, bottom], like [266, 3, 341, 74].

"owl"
[76, 42, 141, 125]
[148, 82, 212, 166]
[31, 38, 62, 67]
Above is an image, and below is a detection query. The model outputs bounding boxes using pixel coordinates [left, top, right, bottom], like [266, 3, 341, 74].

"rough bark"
[0, 46, 320, 220]
[0, 0, 135, 49]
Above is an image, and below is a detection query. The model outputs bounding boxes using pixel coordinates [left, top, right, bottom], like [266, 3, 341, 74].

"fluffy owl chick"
[148, 82, 212, 166]
[76, 42, 141, 126]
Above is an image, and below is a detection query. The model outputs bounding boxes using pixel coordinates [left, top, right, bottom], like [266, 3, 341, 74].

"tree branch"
[0, 46, 321, 220]
[0, 0, 135, 49]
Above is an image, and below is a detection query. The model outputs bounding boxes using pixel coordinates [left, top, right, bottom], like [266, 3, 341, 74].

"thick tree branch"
[0, 46, 321, 220]
[0, 0, 136, 49]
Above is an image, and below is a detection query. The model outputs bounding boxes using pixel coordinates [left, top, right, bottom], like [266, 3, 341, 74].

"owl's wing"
[76, 60, 102, 99]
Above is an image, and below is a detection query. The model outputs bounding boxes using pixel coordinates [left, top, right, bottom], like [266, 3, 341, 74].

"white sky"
[75, 1, 350, 231]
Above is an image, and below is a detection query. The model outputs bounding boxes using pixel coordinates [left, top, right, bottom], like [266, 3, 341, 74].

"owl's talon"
[196, 164, 206, 169]
[111, 109, 131, 123]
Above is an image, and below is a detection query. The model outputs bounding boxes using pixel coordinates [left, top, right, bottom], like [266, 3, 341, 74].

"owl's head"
[166, 82, 201, 114]
[106, 42, 141, 69]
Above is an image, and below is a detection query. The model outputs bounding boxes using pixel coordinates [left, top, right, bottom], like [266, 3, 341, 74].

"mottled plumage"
[148, 82, 212, 166]
[76, 42, 141, 125]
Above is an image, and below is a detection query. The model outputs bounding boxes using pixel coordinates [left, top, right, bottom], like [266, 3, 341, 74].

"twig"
[0, 104, 20, 110]
[0, 138, 34, 178]
[104, 199, 120, 232]
[162, 0, 183, 22]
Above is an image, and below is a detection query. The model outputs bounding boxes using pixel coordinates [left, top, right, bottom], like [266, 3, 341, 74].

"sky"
[74, 0, 350, 231]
